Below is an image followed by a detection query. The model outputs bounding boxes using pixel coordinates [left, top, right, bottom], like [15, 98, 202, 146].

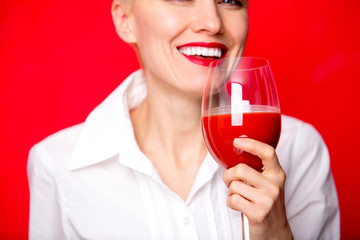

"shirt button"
[183, 217, 190, 225]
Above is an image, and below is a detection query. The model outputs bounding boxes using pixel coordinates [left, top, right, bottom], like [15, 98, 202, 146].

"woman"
[28, 0, 339, 239]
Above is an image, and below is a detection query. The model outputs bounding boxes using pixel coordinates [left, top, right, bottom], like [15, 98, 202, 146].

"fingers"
[223, 163, 264, 188]
[224, 167, 284, 224]
[228, 179, 260, 200]
[227, 193, 274, 224]
[233, 138, 284, 176]
[223, 163, 283, 198]
[226, 184, 278, 225]
[226, 193, 253, 215]
[222, 137, 290, 234]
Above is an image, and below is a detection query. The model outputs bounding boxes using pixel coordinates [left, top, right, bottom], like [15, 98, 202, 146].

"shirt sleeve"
[283, 120, 340, 240]
[27, 145, 68, 240]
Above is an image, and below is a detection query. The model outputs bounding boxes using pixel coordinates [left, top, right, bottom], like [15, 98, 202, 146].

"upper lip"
[177, 42, 228, 58]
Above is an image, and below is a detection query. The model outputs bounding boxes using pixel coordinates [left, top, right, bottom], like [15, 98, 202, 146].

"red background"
[1, 0, 359, 239]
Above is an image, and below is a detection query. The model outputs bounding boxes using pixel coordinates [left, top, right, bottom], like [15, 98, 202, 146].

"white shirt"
[28, 70, 340, 240]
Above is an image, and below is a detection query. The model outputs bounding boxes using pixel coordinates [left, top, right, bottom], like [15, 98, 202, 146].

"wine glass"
[201, 57, 281, 239]
[201, 57, 281, 172]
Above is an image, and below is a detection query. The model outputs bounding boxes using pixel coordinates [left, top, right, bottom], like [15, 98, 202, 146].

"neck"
[131, 81, 206, 164]
[130, 76, 207, 200]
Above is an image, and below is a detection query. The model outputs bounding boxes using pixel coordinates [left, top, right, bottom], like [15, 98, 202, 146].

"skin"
[111, 0, 293, 239]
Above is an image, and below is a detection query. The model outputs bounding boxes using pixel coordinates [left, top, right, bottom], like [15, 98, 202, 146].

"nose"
[191, 1, 224, 35]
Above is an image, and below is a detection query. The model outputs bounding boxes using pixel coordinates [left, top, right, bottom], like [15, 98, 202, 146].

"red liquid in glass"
[202, 110, 281, 171]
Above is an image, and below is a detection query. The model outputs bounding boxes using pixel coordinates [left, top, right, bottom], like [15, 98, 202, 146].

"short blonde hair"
[113, 0, 134, 13]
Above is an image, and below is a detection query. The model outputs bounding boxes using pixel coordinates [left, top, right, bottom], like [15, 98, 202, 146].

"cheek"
[132, 10, 185, 62]
[160, 13, 185, 34]
[232, 24, 248, 45]
[224, 14, 249, 46]
[134, 8, 185, 44]
[132, 12, 155, 44]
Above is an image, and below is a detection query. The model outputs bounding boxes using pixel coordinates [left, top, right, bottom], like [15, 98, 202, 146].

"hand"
[222, 138, 293, 239]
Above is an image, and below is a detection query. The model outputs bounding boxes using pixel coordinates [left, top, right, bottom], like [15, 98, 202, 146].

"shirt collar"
[68, 69, 221, 183]
[68, 70, 148, 171]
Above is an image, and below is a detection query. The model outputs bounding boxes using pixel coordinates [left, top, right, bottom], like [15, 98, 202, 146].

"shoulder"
[277, 115, 329, 173]
[278, 116, 339, 239]
[279, 115, 326, 149]
[281, 115, 321, 138]
[28, 124, 84, 175]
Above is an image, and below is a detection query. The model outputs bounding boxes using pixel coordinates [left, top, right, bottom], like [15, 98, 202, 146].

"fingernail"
[233, 138, 244, 148]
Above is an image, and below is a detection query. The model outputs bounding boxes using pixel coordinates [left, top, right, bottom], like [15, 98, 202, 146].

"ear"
[111, 1, 136, 44]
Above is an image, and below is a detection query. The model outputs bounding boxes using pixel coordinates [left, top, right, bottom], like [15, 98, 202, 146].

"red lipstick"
[177, 42, 228, 67]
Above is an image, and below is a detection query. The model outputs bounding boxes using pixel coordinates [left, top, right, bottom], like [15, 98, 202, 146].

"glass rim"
[209, 56, 270, 71]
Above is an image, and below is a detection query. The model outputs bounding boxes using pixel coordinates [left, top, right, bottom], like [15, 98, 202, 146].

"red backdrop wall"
[1, 0, 359, 239]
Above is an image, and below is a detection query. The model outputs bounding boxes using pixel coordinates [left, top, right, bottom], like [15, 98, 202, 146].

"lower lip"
[180, 53, 226, 67]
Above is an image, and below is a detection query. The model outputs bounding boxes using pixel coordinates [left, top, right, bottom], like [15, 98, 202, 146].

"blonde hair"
[113, 0, 134, 13]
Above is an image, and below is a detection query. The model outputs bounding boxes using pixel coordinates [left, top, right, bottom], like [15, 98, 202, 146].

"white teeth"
[201, 48, 207, 56]
[209, 48, 214, 56]
[215, 49, 220, 58]
[179, 46, 223, 58]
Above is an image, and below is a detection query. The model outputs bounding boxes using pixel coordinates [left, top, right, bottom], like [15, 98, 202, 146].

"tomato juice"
[202, 107, 281, 171]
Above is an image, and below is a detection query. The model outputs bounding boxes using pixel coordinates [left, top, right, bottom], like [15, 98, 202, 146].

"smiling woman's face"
[115, 0, 249, 97]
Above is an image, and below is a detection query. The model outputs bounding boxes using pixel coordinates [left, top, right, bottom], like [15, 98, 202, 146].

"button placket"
[183, 216, 190, 225]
